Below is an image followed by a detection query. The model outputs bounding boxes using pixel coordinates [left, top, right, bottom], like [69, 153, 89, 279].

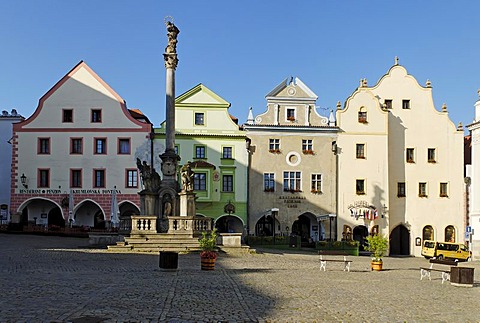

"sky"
[1, 1, 480, 129]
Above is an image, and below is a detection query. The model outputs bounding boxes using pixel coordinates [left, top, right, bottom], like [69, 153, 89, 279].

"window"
[194, 112, 204, 125]
[311, 174, 322, 193]
[286, 108, 295, 121]
[94, 138, 107, 154]
[38, 169, 50, 188]
[428, 148, 436, 163]
[94, 169, 105, 188]
[118, 138, 131, 154]
[358, 110, 367, 123]
[195, 146, 206, 159]
[174, 145, 179, 155]
[70, 138, 83, 154]
[384, 99, 392, 109]
[302, 139, 313, 153]
[419, 182, 427, 197]
[406, 148, 415, 163]
[126, 169, 138, 188]
[356, 179, 365, 195]
[445, 225, 455, 243]
[402, 100, 410, 109]
[222, 175, 234, 192]
[63, 109, 73, 122]
[356, 144, 365, 159]
[397, 182, 406, 197]
[222, 147, 233, 159]
[264, 173, 275, 192]
[71, 169, 82, 188]
[283, 171, 301, 192]
[440, 182, 448, 197]
[38, 138, 50, 154]
[423, 225, 434, 241]
[91, 109, 102, 122]
[269, 139, 280, 152]
[193, 173, 207, 190]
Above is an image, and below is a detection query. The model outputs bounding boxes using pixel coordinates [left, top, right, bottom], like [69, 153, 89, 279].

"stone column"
[160, 20, 181, 190]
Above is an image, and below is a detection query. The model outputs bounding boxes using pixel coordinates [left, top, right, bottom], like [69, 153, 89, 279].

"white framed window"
[269, 139, 280, 152]
[264, 173, 275, 192]
[194, 112, 205, 125]
[302, 139, 313, 152]
[406, 148, 415, 163]
[286, 107, 296, 121]
[283, 171, 301, 192]
[311, 174, 322, 193]
[428, 148, 436, 163]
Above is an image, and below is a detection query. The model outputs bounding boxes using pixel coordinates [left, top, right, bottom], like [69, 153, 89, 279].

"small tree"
[365, 234, 389, 262]
[199, 228, 218, 259]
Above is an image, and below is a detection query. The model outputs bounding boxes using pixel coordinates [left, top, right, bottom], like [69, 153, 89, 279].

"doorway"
[390, 225, 410, 255]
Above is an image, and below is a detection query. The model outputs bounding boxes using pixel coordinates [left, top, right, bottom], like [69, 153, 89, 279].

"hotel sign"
[278, 195, 306, 208]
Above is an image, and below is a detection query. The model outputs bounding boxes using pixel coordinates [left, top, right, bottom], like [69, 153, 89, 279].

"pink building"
[10, 61, 152, 229]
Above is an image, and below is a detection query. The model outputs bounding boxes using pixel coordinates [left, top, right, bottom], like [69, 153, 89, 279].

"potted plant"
[365, 234, 389, 271]
[199, 228, 218, 270]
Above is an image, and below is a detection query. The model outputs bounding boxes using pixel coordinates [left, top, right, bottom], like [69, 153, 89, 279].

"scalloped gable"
[265, 77, 318, 100]
[175, 84, 230, 108]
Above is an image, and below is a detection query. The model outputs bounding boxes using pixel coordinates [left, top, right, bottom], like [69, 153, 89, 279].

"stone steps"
[107, 232, 202, 253]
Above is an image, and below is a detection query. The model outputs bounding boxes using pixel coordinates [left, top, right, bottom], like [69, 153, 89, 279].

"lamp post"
[20, 173, 28, 189]
[271, 208, 279, 244]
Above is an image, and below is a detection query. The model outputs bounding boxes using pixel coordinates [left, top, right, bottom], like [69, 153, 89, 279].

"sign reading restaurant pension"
[19, 189, 122, 195]
[278, 195, 306, 208]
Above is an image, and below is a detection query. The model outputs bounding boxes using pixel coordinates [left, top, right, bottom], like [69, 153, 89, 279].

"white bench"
[319, 255, 352, 272]
[420, 259, 457, 284]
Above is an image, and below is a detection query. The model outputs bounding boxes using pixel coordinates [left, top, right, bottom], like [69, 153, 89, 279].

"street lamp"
[271, 208, 279, 244]
[20, 173, 28, 189]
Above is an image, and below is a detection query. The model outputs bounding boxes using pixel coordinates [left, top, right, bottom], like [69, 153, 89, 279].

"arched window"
[445, 225, 455, 242]
[422, 225, 434, 241]
[342, 225, 352, 241]
[358, 107, 367, 123]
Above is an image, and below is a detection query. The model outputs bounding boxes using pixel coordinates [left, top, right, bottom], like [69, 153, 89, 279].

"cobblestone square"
[1, 234, 479, 322]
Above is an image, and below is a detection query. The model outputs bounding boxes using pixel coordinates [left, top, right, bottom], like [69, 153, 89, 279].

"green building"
[155, 84, 248, 235]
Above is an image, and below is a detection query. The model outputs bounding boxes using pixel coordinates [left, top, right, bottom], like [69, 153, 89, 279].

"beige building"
[244, 77, 338, 243]
[337, 60, 465, 256]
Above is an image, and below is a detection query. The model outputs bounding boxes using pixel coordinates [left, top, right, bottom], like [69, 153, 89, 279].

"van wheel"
[437, 255, 444, 260]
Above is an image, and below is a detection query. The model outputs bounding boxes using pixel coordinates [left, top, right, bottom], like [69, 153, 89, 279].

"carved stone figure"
[164, 21, 180, 69]
[181, 162, 194, 192]
[136, 158, 161, 192]
[163, 194, 172, 217]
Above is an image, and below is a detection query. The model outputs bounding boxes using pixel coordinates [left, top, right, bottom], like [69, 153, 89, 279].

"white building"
[337, 60, 465, 257]
[467, 96, 480, 260]
[0, 109, 24, 223]
[10, 61, 152, 229]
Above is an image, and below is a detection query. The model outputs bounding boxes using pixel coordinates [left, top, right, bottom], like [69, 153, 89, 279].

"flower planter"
[370, 261, 383, 271]
[201, 257, 216, 270]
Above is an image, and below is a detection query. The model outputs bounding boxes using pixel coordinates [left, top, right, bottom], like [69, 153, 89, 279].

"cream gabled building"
[244, 77, 338, 243]
[337, 60, 465, 256]
[10, 61, 152, 229]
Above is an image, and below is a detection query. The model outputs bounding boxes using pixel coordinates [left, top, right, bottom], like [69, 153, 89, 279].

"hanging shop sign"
[347, 200, 378, 220]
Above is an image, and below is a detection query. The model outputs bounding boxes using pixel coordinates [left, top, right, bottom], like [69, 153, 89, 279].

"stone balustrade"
[168, 216, 213, 235]
[131, 215, 157, 233]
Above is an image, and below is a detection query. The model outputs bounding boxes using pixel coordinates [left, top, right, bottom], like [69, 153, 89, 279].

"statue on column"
[181, 162, 194, 192]
[136, 158, 161, 192]
[164, 20, 180, 69]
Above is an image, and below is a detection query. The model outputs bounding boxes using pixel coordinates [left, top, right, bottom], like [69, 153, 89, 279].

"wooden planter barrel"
[201, 257, 216, 270]
[371, 261, 383, 271]
[450, 267, 474, 287]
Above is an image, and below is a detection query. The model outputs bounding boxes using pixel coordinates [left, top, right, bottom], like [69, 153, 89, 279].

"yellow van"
[421, 240, 471, 261]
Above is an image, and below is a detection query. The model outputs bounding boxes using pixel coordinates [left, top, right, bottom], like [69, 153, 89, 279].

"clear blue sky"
[1, 1, 479, 128]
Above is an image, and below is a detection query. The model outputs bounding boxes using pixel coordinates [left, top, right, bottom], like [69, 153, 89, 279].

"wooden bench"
[420, 258, 458, 284]
[319, 255, 352, 272]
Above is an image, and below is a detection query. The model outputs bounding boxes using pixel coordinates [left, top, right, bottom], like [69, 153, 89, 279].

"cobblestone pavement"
[1, 234, 480, 322]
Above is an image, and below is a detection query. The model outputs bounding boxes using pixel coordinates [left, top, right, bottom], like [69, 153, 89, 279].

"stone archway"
[292, 213, 316, 247]
[255, 215, 280, 236]
[215, 215, 244, 233]
[74, 200, 104, 228]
